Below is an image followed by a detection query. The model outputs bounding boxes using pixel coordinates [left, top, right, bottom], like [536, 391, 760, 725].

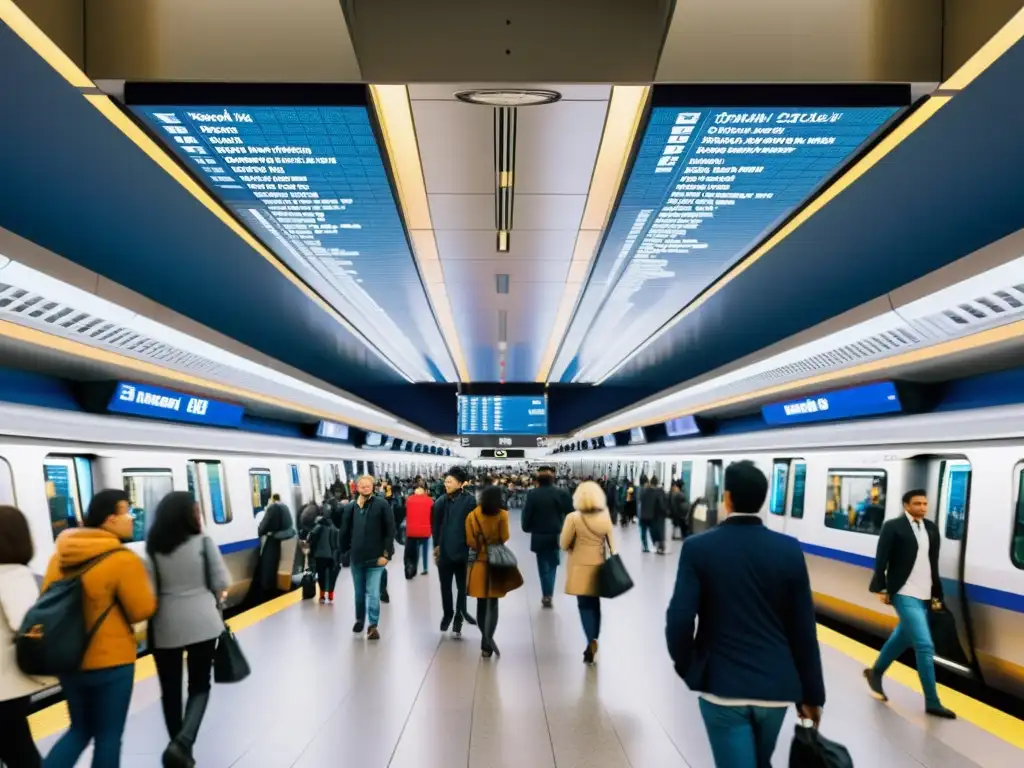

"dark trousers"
[438, 557, 468, 622]
[0, 695, 41, 767]
[535, 549, 560, 598]
[315, 557, 338, 592]
[46, 664, 134, 768]
[577, 595, 601, 643]
[640, 521, 653, 551]
[153, 639, 217, 739]
[477, 597, 500, 651]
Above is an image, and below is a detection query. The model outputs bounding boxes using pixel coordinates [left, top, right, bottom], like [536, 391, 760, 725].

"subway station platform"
[30, 517, 1024, 768]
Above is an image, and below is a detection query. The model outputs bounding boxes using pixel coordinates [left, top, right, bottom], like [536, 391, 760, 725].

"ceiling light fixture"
[495, 106, 517, 252]
[455, 89, 561, 107]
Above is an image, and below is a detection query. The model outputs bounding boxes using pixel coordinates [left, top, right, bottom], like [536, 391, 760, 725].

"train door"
[766, 459, 790, 533]
[186, 460, 232, 527]
[310, 464, 324, 503]
[905, 455, 976, 676]
[287, 463, 302, 511]
[699, 459, 723, 530]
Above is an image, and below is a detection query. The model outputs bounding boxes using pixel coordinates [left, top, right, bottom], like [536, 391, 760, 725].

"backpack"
[16, 550, 126, 677]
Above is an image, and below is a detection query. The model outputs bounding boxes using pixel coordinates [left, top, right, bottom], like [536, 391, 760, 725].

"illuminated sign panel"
[665, 415, 700, 438]
[761, 381, 902, 426]
[124, 83, 453, 383]
[553, 85, 906, 383]
[629, 427, 647, 445]
[316, 420, 350, 441]
[108, 381, 244, 427]
[458, 395, 547, 435]
[603, 434, 617, 448]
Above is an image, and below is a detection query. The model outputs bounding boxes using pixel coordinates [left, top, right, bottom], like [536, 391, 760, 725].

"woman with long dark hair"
[466, 485, 523, 658]
[147, 491, 230, 768]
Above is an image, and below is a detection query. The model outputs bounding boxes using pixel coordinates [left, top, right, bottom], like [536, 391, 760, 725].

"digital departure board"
[552, 85, 906, 383]
[762, 381, 902, 425]
[458, 395, 547, 435]
[108, 381, 244, 427]
[124, 84, 454, 383]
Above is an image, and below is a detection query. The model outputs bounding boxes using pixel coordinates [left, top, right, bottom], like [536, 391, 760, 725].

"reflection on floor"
[35, 513, 1024, 767]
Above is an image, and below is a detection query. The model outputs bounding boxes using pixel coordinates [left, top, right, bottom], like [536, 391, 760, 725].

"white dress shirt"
[899, 512, 933, 601]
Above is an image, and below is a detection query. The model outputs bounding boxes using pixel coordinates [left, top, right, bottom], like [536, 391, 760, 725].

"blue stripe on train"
[219, 538, 261, 555]
[799, 541, 1024, 615]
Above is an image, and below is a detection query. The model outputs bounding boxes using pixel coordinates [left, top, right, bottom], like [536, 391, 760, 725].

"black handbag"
[578, 514, 633, 599]
[472, 513, 518, 569]
[928, 604, 970, 667]
[789, 723, 853, 768]
[202, 544, 251, 684]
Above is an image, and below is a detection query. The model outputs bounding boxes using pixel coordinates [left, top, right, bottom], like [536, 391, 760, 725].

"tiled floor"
[38, 514, 1024, 767]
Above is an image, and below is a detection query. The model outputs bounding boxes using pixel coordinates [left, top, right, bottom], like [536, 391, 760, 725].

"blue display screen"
[108, 381, 244, 427]
[554, 98, 902, 383]
[458, 395, 547, 435]
[629, 427, 647, 445]
[665, 415, 700, 438]
[126, 90, 454, 383]
[762, 381, 902, 425]
[603, 434, 617, 448]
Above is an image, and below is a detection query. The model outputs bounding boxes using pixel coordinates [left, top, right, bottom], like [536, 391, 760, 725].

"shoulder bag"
[472, 513, 517, 569]
[202, 539, 250, 684]
[578, 514, 633, 599]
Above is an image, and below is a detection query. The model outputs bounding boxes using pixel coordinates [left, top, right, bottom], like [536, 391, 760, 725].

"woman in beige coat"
[560, 480, 615, 664]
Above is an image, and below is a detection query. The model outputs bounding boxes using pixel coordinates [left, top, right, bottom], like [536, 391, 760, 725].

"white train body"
[574, 403, 1024, 700]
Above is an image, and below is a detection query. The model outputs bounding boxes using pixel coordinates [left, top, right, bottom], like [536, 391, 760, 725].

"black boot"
[162, 691, 209, 768]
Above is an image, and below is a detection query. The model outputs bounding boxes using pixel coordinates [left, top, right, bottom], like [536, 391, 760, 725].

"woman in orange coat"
[466, 486, 523, 657]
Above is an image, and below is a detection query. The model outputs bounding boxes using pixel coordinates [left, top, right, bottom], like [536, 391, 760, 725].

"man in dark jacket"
[521, 466, 573, 607]
[669, 480, 691, 540]
[666, 461, 825, 767]
[639, 477, 668, 554]
[432, 466, 478, 636]
[865, 489, 956, 718]
[339, 475, 395, 640]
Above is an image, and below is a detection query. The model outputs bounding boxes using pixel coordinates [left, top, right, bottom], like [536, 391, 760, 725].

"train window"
[186, 460, 232, 525]
[769, 461, 789, 516]
[122, 470, 174, 543]
[289, 464, 300, 486]
[679, 461, 693, 500]
[0, 456, 14, 505]
[939, 461, 970, 541]
[310, 465, 324, 502]
[1012, 464, 1024, 569]
[43, 459, 85, 539]
[790, 461, 807, 519]
[824, 470, 887, 536]
[249, 469, 272, 516]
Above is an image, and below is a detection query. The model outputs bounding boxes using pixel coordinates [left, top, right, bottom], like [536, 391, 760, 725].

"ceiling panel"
[414, 100, 493, 195]
[513, 101, 609, 195]
[429, 192, 587, 231]
[441, 259, 568, 285]
[435, 229, 580, 261]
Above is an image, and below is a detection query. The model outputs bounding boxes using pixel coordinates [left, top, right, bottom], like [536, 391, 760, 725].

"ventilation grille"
[744, 326, 923, 386]
[0, 282, 228, 374]
[913, 282, 1024, 336]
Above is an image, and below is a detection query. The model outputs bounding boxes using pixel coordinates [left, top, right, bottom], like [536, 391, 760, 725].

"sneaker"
[541, 596, 553, 608]
[352, 621, 364, 634]
[583, 640, 598, 665]
[440, 614, 453, 632]
[926, 705, 957, 719]
[319, 595, 327, 604]
[421, 570, 428, 575]
[863, 668, 888, 702]
[328, 592, 335, 603]
[367, 625, 380, 641]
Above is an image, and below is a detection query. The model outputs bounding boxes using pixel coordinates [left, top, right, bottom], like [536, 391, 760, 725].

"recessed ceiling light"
[455, 89, 561, 107]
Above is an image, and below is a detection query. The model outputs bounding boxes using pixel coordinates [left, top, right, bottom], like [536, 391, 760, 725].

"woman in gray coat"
[147, 491, 230, 768]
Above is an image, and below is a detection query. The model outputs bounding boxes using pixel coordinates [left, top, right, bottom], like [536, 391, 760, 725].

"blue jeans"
[640, 522, 653, 551]
[46, 664, 135, 768]
[577, 596, 601, 643]
[536, 550, 560, 598]
[351, 564, 385, 626]
[419, 538, 431, 573]
[698, 699, 787, 768]
[873, 594, 941, 708]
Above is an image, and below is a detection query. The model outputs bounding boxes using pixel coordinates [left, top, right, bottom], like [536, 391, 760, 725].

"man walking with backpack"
[26, 489, 156, 768]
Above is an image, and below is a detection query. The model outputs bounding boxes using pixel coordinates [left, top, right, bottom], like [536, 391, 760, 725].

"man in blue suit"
[666, 461, 825, 767]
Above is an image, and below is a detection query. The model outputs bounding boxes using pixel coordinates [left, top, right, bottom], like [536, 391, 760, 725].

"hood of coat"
[53, 527, 123, 569]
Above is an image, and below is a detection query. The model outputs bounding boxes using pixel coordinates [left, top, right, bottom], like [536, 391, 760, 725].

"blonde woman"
[560, 480, 616, 664]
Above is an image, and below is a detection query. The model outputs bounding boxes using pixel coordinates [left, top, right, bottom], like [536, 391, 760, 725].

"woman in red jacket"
[404, 483, 434, 576]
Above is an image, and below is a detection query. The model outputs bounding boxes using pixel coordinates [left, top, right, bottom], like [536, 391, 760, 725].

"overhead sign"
[629, 427, 647, 445]
[364, 432, 384, 448]
[316, 420, 350, 441]
[458, 434, 549, 449]
[124, 83, 454, 383]
[458, 395, 547, 435]
[762, 381, 902, 426]
[552, 85, 907, 383]
[665, 415, 700, 438]
[603, 434, 617, 448]
[480, 449, 525, 459]
[108, 381, 244, 427]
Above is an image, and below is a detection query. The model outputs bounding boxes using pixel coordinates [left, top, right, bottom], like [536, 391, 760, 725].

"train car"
[0, 401, 424, 608]
[589, 403, 1024, 702]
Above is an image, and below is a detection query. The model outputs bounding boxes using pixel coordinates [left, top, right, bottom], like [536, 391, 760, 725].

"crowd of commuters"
[0, 460, 957, 767]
